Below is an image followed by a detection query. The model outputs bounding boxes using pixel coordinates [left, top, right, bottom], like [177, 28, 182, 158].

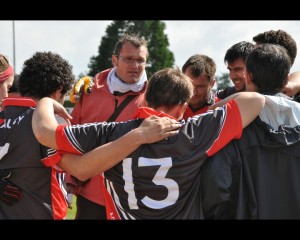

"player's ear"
[177, 103, 188, 120]
[112, 55, 118, 67]
[211, 79, 216, 88]
[245, 71, 252, 84]
[50, 86, 64, 103]
[283, 74, 290, 87]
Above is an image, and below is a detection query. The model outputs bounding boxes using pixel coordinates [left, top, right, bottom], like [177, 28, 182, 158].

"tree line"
[80, 20, 231, 91]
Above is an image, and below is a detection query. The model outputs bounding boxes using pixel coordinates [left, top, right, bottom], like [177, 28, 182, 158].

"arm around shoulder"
[58, 115, 182, 180]
[32, 97, 72, 149]
[230, 92, 265, 128]
[283, 71, 300, 97]
[209, 92, 265, 128]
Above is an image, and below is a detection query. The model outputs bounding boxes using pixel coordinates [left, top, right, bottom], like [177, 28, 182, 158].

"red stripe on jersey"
[206, 99, 242, 156]
[56, 125, 81, 154]
[214, 97, 222, 102]
[133, 107, 176, 119]
[100, 175, 120, 220]
[42, 152, 63, 167]
[183, 106, 209, 120]
[51, 169, 68, 220]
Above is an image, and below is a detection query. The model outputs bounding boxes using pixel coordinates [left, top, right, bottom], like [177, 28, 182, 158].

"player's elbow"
[73, 166, 95, 181]
[253, 92, 266, 112]
[239, 92, 266, 128]
[74, 172, 91, 182]
[75, 167, 103, 181]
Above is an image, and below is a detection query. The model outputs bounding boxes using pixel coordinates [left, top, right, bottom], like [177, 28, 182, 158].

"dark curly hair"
[19, 51, 74, 98]
[253, 30, 297, 65]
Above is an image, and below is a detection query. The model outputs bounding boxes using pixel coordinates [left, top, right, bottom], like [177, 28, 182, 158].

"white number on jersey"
[122, 157, 179, 210]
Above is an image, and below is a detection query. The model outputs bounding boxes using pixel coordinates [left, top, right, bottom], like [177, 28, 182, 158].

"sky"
[0, 20, 299, 79]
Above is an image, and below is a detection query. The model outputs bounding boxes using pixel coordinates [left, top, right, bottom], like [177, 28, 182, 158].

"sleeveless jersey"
[0, 97, 67, 219]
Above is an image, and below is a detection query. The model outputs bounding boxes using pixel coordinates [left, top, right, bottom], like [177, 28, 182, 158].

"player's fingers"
[158, 117, 180, 127]
[167, 123, 182, 131]
[58, 110, 72, 121]
[164, 130, 180, 138]
[53, 101, 72, 121]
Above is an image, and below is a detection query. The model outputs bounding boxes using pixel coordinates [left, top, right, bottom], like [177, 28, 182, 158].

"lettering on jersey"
[0, 115, 25, 129]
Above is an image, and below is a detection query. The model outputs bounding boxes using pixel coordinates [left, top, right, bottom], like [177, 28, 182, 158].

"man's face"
[184, 67, 215, 109]
[112, 42, 148, 84]
[227, 58, 247, 92]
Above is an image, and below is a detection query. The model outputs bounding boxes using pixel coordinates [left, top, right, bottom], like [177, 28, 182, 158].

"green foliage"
[215, 72, 232, 90]
[63, 98, 75, 108]
[65, 196, 77, 220]
[87, 20, 175, 78]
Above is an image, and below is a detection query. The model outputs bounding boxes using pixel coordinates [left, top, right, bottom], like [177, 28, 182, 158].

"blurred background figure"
[0, 54, 15, 108]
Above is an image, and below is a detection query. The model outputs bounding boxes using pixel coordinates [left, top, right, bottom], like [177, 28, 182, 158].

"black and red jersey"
[56, 99, 242, 219]
[0, 97, 67, 219]
[183, 91, 217, 120]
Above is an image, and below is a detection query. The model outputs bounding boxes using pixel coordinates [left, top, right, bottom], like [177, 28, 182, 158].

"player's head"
[112, 34, 149, 84]
[253, 29, 297, 65]
[246, 44, 291, 94]
[146, 68, 193, 119]
[224, 41, 255, 92]
[182, 54, 216, 109]
[19, 51, 74, 104]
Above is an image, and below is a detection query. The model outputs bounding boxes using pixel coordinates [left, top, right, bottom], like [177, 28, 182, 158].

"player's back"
[0, 98, 54, 219]
[103, 106, 241, 219]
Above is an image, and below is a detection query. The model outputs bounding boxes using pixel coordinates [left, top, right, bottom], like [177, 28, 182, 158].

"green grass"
[66, 196, 77, 220]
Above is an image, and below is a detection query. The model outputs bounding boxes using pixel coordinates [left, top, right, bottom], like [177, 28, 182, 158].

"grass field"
[66, 196, 77, 220]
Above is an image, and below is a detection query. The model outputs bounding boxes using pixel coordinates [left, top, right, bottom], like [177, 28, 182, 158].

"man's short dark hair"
[146, 68, 193, 108]
[182, 54, 216, 83]
[246, 44, 291, 93]
[253, 29, 297, 65]
[114, 34, 148, 58]
[224, 41, 255, 65]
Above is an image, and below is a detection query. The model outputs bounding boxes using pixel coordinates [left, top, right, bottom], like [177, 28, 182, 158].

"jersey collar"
[2, 97, 36, 109]
[132, 107, 176, 119]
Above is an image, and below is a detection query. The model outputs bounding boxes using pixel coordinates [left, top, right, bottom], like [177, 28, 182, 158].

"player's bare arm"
[58, 116, 181, 180]
[32, 97, 181, 149]
[283, 71, 300, 97]
[209, 92, 265, 128]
